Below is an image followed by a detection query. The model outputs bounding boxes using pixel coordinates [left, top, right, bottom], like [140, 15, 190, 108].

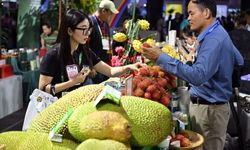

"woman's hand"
[71, 69, 91, 85]
[125, 62, 145, 72]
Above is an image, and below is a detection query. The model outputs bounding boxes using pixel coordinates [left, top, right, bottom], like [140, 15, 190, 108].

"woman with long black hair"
[39, 9, 141, 98]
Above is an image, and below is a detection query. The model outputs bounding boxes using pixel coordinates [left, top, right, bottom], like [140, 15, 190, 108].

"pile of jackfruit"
[0, 84, 173, 150]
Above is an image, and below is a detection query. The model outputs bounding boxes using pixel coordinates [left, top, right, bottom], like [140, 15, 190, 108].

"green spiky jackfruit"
[68, 102, 127, 142]
[121, 96, 172, 146]
[27, 84, 104, 134]
[0, 131, 78, 150]
[68, 96, 172, 146]
[78, 111, 131, 142]
[76, 139, 131, 150]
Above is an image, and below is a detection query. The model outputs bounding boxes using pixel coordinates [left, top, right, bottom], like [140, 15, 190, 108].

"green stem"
[124, 0, 137, 65]
[132, 0, 136, 23]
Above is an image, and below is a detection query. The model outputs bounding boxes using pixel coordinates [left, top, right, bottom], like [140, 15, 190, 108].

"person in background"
[141, 0, 244, 149]
[89, 0, 119, 83]
[179, 18, 189, 37]
[40, 22, 58, 50]
[245, 9, 250, 31]
[156, 16, 166, 42]
[178, 24, 198, 65]
[39, 9, 141, 98]
[229, 15, 250, 79]
[170, 12, 183, 37]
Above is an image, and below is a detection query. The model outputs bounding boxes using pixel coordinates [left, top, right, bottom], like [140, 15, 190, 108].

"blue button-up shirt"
[157, 21, 244, 103]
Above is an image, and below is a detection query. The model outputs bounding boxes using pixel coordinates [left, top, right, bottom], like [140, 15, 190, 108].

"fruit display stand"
[103, 65, 204, 150]
[0, 75, 23, 119]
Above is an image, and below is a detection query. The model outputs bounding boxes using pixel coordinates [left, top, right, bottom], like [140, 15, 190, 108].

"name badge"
[66, 64, 78, 80]
[102, 38, 109, 51]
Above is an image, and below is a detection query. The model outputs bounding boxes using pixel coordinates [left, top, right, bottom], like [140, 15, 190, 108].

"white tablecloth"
[0, 75, 23, 119]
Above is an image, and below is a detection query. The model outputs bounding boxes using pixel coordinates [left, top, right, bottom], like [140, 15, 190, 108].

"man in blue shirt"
[141, 0, 244, 149]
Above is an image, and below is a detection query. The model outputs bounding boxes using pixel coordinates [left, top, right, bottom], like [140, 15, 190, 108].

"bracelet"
[50, 84, 56, 96]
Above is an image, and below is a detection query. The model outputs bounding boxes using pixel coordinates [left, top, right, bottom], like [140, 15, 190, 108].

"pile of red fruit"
[124, 65, 177, 107]
[171, 134, 191, 147]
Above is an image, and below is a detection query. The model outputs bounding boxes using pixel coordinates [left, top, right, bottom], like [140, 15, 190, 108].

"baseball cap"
[99, 0, 119, 14]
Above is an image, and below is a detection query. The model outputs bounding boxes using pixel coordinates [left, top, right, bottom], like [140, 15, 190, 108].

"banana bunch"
[113, 32, 127, 42]
[132, 40, 142, 53]
[138, 19, 150, 30]
[161, 44, 180, 60]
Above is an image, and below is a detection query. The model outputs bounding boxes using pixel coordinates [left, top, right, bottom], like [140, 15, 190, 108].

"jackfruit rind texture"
[0, 131, 78, 150]
[78, 111, 131, 142]
[121, 96, 172, 146]
[28, 84, 104, 134]
[76, 139, 131, 150]
[68, 101, 125, 142]
[69, 97, 172, 146]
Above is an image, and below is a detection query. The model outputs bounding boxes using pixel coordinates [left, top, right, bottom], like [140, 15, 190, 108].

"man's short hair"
[191, 0, 217, 17]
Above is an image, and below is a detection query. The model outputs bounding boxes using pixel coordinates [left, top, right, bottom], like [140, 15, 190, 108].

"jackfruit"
[68, 101, 127, 141]
[77, 111, 131, 142]
[121, 96, 172, 146]
[27, 84, 104, 134]
[69, 96, 172, 146]
[76, 139, 131, 150]
[0, 131, 78, 150]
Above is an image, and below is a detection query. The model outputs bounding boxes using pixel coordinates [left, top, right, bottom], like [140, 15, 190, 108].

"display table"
[0, 75, 23, 119]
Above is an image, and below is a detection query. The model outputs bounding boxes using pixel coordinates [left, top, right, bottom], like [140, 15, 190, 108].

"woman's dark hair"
[191, 0, 217, 17]
[182, 25, 193, 38]
[56, 9, 93, 77]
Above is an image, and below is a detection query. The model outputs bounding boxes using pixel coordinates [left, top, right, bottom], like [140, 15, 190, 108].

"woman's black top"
[40, 44, 101, 97]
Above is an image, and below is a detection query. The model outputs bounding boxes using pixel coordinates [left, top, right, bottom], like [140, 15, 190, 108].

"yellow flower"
[145, 39, 156, 46]
[138, 19, 150, 30]
[125, 21, 130, 30]
[113, 32, 127, 42]
[132, 40, 142, 53]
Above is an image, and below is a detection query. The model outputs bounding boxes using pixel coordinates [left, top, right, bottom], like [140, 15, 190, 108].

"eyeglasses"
[73, 27, 92, 35]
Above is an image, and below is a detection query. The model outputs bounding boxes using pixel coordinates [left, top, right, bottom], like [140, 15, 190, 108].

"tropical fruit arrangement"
[0, 85, 173, 150]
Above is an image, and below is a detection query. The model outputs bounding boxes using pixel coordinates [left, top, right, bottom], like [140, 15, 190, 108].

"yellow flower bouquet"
[112, 18, 157, 66]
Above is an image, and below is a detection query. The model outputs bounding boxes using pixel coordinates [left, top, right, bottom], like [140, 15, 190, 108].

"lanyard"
[93, 16, 103, 37]
[92, 16, 112, 54]
[79, 51, 83, 67]
[204, 20, 220, 37]
[61, 51, 83, 82]
[197, 21, 220, 55]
